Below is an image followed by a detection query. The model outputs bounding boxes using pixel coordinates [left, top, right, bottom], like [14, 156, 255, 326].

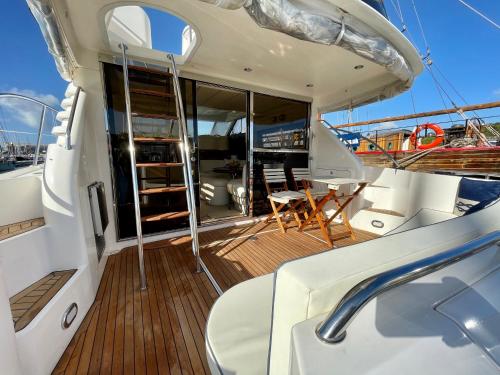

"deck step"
[136, 162, 183, 168]
[132, 112, 178, 121]
[139, 186, 187, 195]
[9, 269, 76, 332]
[130, 88, 174, 98]
[134, 137, 181, 143]
[0, 218, 45, 241]
[128, 65, 172, 77]
[142, 210, 190, 222]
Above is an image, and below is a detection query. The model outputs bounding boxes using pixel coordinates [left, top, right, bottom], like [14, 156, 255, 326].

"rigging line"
[389, 0, 406, 31]
[409, 88, 420, 126]
[432, 62, 481, 118]
[410, 0, 431, 56]
[424, 64, 457, 124]
[456, 0, 500, 29]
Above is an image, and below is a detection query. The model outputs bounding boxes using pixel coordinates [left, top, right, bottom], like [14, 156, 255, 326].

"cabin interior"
[1, 1, 500, 375]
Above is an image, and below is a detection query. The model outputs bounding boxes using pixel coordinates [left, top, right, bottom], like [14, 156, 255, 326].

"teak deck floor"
[53, 221, 378, 374]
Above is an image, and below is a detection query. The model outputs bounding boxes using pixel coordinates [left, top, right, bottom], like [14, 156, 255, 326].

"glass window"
[253, 93, 309, 150]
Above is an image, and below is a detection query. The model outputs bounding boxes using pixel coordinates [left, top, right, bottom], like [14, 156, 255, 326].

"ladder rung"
[128, 65, 172, 77]
[139, 186, 187, 195]
[132, 112, 178, 121]
[141, 211, 190, 222]
[134, 137, 181, 143]
[136, 162, 183, 168]
[130, 88, 175, 98]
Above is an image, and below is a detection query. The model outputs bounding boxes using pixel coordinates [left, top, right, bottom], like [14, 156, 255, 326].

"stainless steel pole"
[120, 43, 147, 290]
[33, 106, 46, 166]
[168, 54, 201, 273]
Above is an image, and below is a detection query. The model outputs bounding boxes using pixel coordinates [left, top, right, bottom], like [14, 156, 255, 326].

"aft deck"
[53, 222, 377, 374]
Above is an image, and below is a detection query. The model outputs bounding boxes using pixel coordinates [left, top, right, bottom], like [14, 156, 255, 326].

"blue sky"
[0, 1, 498, 144]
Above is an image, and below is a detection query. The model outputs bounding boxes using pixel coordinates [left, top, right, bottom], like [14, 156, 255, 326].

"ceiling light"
[244, 67, 253, 72]
[354, 65, 364, 70]
[306, 83, 314, 88]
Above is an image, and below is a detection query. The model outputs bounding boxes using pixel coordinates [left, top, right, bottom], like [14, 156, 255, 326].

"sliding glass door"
[195, 83, 249, 222]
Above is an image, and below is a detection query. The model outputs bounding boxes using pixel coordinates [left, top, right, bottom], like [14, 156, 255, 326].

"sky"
[0, 1, 499, 146]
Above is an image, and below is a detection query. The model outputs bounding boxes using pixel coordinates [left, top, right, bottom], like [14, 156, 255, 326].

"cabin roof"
[50, 0, 423, 111]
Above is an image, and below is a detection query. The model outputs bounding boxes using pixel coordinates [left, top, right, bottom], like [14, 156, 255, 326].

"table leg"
[298, 189, 336, 231]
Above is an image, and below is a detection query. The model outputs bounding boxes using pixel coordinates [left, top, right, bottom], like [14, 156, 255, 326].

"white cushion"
[268, 200, 500, 374]
[56, 110, 70, 122]
[227, 179, 246, 198]
[206, 274, 274, 375]
[61, 96, 74, 110]
[51, 121, 68, 136]
[65, 82, 78, 97]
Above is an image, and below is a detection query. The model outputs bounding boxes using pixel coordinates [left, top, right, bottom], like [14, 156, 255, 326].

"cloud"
[494, 88, 500, 97]
[0, 88, 60, 129]
[372, 121, 397, 131]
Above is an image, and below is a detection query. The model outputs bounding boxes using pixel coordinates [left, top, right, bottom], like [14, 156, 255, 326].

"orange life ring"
[409, 123, 444, 150]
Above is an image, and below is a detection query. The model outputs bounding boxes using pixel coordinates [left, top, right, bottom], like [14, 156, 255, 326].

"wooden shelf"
[130, 88, 175, 98]
[134, 137, 181, 143]
[128, 65, 172, 77]
[136, 162, 183, 168]
[141, 210, 190, 222]
[139, 186, 187, 195]
[132, 112, 178, 121]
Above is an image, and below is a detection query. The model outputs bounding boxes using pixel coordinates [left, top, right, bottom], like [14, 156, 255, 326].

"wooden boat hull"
[356, 147, 500, 175]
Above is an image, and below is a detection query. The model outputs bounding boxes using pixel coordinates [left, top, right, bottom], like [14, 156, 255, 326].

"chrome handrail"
[316, 231, 500, 343]
[65, 86, 81, 150]
[320, 119, 400, 169]
[168, 53, 201, 273]
[119, 43, 147, 290]
[0, 93, 59, 165]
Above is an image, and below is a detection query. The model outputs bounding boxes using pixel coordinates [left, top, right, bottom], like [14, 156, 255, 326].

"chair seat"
[206, 274, 274, 375]
[268, 191, 306, 204]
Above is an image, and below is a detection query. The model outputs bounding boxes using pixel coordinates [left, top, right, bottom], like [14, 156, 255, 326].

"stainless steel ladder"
[119, 44, 200, 290]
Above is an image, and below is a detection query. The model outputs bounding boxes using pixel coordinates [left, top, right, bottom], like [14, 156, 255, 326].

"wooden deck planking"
[54, 222, 378, 374]
[10, 269, 76, 332]
[200, 221, 378, 292]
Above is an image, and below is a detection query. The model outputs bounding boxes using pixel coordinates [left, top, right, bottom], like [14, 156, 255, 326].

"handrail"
[167, 53, 202, 273]
[321, 118, 400, 168]
[0, 93, 59, 165]
[316, 231, 500, 343]
[65, 86, 81, 150]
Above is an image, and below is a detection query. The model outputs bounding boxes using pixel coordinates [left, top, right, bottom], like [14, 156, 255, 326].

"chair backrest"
[291, 168, 311, 190]
[263, 168, 288, 195]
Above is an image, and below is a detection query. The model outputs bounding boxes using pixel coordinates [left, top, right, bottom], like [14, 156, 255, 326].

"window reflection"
[253, 93, 309, 150]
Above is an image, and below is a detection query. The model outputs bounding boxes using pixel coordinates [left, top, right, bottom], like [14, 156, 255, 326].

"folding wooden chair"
[291, 168, 333, 243]
[263, 168, 306, 233]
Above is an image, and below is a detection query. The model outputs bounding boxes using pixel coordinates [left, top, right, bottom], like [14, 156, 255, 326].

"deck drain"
[249, 235, 258, 241]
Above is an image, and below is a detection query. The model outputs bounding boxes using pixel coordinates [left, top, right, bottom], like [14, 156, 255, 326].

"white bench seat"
[206, 274, 274, 375]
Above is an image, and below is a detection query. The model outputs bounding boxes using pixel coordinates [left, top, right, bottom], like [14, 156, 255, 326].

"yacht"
[1, 1, 499, 374]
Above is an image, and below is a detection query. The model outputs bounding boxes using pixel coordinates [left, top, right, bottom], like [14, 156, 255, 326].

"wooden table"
[299, 178, 370, 247]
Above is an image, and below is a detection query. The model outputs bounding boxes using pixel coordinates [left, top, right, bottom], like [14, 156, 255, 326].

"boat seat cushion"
[206, 274, 274, 375]
[268, 202, 500, 374]
[227, 179, 246, 198]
